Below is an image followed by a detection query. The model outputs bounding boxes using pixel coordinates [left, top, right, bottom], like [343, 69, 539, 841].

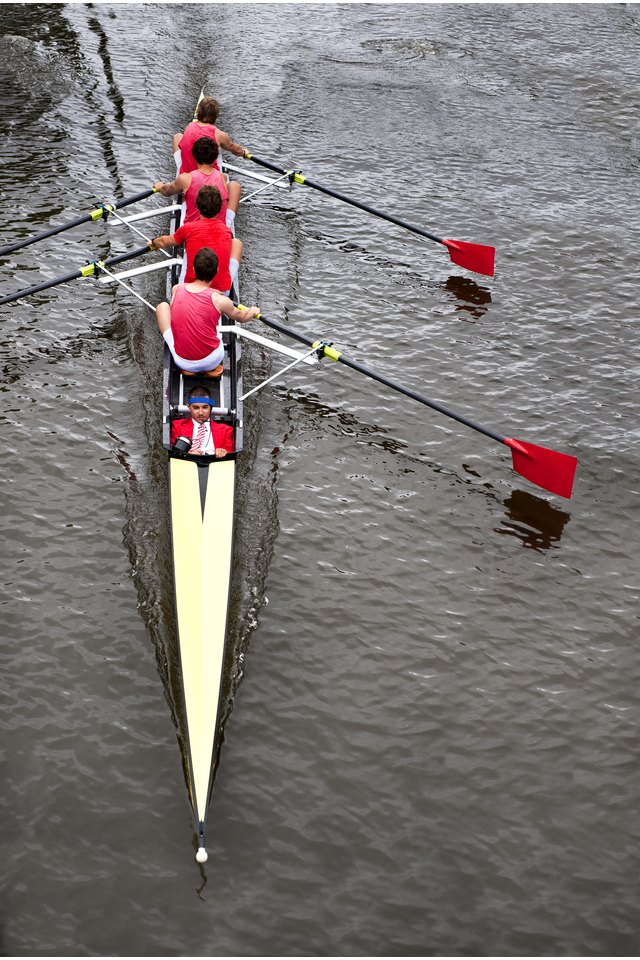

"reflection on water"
[444, 274, 493, 321]
[495, 487, 571, 551]
[86, 13, 125, 125]
[284, 386, 405, 444]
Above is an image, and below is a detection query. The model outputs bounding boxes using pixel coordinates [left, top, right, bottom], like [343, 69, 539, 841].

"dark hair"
[196, 96, 220, 125]
[193, 247, 219, 282]
[188, 386, 212, 401]
[192, 136, 219, 166]
[195, 185, 222, 219]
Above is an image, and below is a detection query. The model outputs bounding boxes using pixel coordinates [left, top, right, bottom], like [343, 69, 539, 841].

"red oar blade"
[505, 438, 578, 499]
[443, 238, 495, 278]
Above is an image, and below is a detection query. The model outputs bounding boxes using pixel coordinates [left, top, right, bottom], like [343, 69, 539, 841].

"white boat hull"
[169, 455, 236, 837]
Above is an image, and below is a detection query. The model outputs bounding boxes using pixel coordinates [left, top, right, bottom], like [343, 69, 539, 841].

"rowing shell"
[168, 457, 235, 860]
[163, 94, 243, 863]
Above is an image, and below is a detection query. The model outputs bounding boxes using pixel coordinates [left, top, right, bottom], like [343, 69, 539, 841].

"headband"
[188, 397, 213, 406]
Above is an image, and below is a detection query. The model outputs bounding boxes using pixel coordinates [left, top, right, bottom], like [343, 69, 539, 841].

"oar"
[248, 310, 577, 498]
[0, 188, 156, 258]
[244, 153, 495, 278]
[0, 245, 152, 306]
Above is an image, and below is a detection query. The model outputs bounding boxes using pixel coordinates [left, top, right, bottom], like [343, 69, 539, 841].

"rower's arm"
[213, 292, 259, 323]
[232, 304, 260, 323]
[154, 173, 190, 197]
[216, 128, 247, 158]
[149, 234, 177, 250]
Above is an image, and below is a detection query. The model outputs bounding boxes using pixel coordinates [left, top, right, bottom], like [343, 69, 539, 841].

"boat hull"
[169, 455, 236, 835]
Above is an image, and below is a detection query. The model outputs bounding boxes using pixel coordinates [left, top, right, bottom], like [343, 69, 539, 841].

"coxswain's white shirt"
[190, 419, 215, 454]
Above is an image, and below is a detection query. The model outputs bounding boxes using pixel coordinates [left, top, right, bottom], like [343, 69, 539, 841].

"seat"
[179, 364, 224, 379]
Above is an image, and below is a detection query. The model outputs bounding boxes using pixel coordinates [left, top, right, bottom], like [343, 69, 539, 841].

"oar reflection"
[495, 489, 571, 551]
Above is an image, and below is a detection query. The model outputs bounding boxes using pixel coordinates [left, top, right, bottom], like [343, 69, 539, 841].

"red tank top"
[184, 168, 228, 224]
[172, 219, 232, 288]
[170, 285, 221, 361]
[179, 122, 220, 174]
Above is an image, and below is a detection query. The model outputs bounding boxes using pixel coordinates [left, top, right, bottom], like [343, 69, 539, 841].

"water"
[1, 4, 639, 956]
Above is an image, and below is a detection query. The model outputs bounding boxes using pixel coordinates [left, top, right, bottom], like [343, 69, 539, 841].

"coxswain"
[151, 185, 240, 293]
[154, 136, 241, 232]
[155, 247, 260, 375]
[171, 386, 234, 457]
[173, 96, 247, 174]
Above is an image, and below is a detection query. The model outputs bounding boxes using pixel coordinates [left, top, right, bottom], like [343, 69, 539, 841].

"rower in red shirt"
[170, 386, 235, 457]
[151, 185, 241, 292]
[154, 136, 241, 232]
[173, 96, 247, 174]
[155, 247, 259, 375]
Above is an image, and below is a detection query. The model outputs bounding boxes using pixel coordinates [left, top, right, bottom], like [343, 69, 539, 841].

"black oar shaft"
[0, 188, 155, 258]
[257, 312, 506, 446]
[0, 245, 151, 306]
[0, 267, 87, 305]
[1, 213, 103, 258]
[246, 154, 443, 245]
[336, 353, 504, 443]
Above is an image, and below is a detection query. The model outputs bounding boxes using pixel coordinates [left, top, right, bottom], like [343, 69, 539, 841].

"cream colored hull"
[169, 455, 236, 835]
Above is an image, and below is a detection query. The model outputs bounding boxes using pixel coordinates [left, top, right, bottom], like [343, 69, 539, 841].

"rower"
[173, 95, 247, 174]
[171, 386, 234, 457]
[155, 247, 259, 376]
[154, 136, 241, 233]
[151, 185, 240, 293]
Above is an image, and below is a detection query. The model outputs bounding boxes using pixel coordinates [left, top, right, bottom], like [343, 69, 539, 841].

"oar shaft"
[0, 213, 104, 258]
[0, 245, 151, 306]
[246, 154, 444, 245]
[256, 312, 505, 445]
[336, 354, 505, 444]
[0, 188, 156, 258]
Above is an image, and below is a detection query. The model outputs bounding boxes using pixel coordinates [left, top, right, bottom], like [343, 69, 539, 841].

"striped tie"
[194, 422, 206, 450]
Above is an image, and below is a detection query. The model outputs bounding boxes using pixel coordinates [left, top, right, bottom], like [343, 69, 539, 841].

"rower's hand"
[153, 181, 169, 195]
[238, 306, 260, 323]
[215, 449, 228, 459]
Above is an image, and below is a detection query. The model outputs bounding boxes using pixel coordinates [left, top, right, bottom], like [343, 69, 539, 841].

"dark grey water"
[1, 3, 639, 956]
